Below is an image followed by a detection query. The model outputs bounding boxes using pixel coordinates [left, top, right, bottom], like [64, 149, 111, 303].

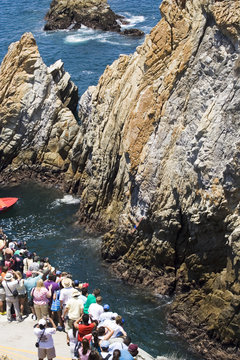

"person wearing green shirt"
[83, 288, 100, 314]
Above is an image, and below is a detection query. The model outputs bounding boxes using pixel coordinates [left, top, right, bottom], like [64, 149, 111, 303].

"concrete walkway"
[0, 314, 71, 360]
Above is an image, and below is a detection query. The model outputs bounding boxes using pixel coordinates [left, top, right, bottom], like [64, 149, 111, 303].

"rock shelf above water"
[44, 0, 144, 37]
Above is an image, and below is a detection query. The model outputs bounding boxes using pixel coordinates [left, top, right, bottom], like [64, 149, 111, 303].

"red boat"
[0, 198, 18, 212]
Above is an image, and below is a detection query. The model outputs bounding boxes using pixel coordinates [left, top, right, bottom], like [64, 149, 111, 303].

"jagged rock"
[44, 0, 144, 37]
[1, 0, 240, 359]
[0, 32, 79, 179]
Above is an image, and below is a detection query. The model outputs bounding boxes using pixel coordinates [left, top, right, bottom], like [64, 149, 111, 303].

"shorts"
[38, 347, 56, 359]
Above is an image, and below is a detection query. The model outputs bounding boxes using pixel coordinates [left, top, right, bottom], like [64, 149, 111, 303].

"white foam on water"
[51, 195, 80, 207]
[82, 70, 94, 75]
[120, 13, 145, 29]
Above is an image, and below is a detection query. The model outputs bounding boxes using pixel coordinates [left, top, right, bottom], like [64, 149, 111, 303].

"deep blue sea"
[0, 0, 161, 96]
[0, 1, 203, 359]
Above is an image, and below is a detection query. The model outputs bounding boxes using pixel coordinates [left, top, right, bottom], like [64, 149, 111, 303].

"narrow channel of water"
[0, 182, 203, 360]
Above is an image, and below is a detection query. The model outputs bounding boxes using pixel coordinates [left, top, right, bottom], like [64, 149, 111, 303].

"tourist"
[60, 277, 73, 311]
[100, 340, 112, 360]
[2, 271, 22, 322]
[0, 277, 6, 315]
[31, 279, 52, 320]
[74, 313, 96, 342]
[34, 317, 57, 360]
[112, 350, 121, 360]
[80, 287, 88, 304]
[44, 273, 60, 306]
[79, 338, 91, 360]
[84, 288, 100, 314]
[128, 344, 138, 358]
[0, 237, 6, 272]
[109, 336, 131, 352]
[62, 288, 84, 331]
[67, 323, 78, 360]
[99, 304, 118, 323]
[89, 296, 104, 322]
[97, 325, 114, 342]
[15, 270, 27, 317]
[88, 350, 102, 360]
[119, 349, 134, 360]
[90, 330, 101, 353]
[23, 252, 33, 277]
[50, 287, 63, 330]
[29, 256, 40, 272]
[101, 316, 127, 338]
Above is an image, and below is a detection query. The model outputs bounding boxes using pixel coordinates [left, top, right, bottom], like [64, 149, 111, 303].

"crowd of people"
[0, 228, 140, 360]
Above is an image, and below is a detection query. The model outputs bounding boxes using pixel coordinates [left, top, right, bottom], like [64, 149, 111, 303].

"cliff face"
[0, 0, 240, 359]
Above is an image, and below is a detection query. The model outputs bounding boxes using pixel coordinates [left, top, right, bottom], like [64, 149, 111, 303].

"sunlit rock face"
[0, 1, 240, 358]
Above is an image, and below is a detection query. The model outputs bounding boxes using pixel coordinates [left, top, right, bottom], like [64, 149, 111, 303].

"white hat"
[61, 278, 72, 288]
[38, 319, 46, 326]
[72, 289, 80, 297]
[4, 272, 13, 281]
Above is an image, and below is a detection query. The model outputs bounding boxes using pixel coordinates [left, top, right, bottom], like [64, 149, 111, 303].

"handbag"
[5, 280, 19, 298]
[35, 328, 45, 348]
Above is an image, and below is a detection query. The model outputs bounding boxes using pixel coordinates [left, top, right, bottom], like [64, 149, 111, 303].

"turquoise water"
[0, 183, 202, 360]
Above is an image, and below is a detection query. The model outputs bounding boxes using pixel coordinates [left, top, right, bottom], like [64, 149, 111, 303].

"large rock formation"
[1, 1, 240, 359]
[44, 0, 144, 37]
[0, 33, 79, 183]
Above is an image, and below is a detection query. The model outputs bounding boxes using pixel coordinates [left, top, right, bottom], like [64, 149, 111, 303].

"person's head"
[61, 277, 72, 288]
[34, 255, 40, 263]
[128, 344, 139, 357]
[36, 279, 44, 288]
[123, 336, 131, 346]
[2, 266, 8, 273]
[88, 350, 102, 360]
[82, 314, 89, 325]
[103, 304, 110, 312]
[82, 338, 90, 355]
[26, 270, 32, 278]
[93, 288, 100, 297]
[96, 296, 102, 305]
[48, 273, 56, 282]
[112, 349, 121, 360]
[27, 252, 33, 259]
[91, 330, 99, 347]
[101, 340, 110, 352]
[38, 318, 46, 330]
[74, 279, 79, 287]
[115, 315, 123, 325]
[4, 272, 13, 281]
[97, 327, 105, 337]
[82, 287, 88, 297]
[16, 270, 22, 279]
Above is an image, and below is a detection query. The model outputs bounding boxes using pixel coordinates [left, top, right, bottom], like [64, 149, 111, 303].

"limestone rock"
[44, 0, 144, 37]
[0, 32, 79, 180]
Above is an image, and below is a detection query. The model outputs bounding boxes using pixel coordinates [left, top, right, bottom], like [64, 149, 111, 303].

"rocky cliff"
[0, 0, 240, 359]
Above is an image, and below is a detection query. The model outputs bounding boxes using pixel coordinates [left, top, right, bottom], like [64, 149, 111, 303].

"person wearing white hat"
[59, 277, 73, 310]
[2, 271, 21, 322]
[34, 317, 57, 360]
[62, 289, 84, 331]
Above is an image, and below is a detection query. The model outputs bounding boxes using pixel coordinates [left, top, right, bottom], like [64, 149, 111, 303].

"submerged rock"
[1, 0, 240, 359]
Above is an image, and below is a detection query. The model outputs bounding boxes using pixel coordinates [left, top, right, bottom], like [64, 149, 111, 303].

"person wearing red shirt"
[74, 314, 96, 342]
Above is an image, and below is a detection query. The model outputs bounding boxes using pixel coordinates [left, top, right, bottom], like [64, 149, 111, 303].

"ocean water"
[1, 1, 203, 359]
[0, 0, 161, 96]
